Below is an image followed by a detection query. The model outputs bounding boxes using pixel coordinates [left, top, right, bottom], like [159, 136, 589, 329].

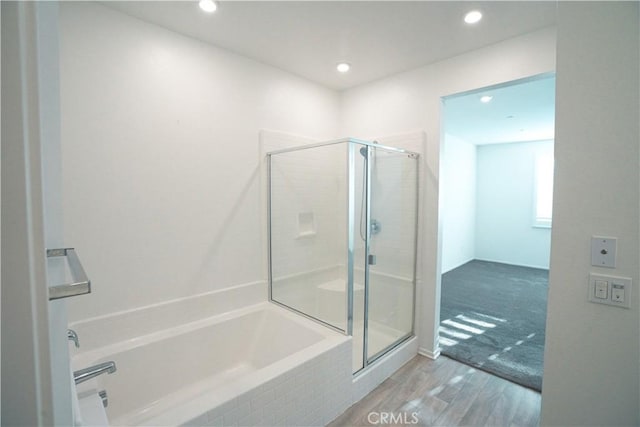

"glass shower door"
[365, 147, 418, 362]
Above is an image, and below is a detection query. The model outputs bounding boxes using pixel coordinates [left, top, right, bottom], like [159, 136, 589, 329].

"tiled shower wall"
[264, 133, 419, 335]
[269, 143, 347, 281]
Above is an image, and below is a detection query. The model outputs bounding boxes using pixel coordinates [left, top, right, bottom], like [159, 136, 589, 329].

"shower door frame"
[266, 137, 420, 372]
[361, 143, 420, 369]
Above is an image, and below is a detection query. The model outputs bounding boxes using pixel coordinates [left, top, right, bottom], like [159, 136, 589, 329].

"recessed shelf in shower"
[296, 212, 316, 238]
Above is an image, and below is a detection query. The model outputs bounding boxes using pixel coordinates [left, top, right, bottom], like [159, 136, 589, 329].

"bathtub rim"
[72, 301, 345, 367]
[73, 302, 351, 426]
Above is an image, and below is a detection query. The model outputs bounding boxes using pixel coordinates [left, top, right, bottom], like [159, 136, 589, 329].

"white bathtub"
[72, 302, 352, 426]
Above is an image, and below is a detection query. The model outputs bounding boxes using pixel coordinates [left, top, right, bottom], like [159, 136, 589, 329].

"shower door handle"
[368, 254, 377, 265]
[47, 248, 91, 300]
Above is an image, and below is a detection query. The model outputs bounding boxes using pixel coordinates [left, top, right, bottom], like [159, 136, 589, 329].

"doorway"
[439, 74, 555, 391]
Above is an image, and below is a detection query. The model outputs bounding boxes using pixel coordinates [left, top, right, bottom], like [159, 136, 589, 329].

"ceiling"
[103, 1, 558, 91]
[444, 74, 556, 145]
[102, 1, 557, 143]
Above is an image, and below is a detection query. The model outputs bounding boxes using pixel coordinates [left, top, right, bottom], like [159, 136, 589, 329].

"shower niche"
[267, 138, 419, 373]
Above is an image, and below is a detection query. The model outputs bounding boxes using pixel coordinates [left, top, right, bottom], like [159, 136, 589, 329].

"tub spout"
[74, 361, 117, 385]
[67, 329, 79, 348]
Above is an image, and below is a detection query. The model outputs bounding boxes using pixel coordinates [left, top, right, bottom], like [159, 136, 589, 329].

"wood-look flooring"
[328, 355, 541, 427]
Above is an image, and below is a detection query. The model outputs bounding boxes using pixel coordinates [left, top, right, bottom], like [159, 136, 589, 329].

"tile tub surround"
[351, 336, 419, 403]
[72, 302, 352, 426]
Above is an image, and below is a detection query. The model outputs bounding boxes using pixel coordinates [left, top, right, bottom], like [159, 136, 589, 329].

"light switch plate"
[588, 273, 631, 308]
[594, 280, 608, 299]
[591, 236, 617, 268]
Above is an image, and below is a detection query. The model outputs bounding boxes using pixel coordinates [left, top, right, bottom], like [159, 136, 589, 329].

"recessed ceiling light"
[336, 63, 351, 73]
[199, 0, 218, 13]
[464, 10, 482, 24]
[480, 95, 493, 103]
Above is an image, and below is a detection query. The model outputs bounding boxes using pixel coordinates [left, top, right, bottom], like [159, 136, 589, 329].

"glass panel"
[268, 139, 418, 372]
[366, 147, 418, 361]
[269, 143, 348, 332]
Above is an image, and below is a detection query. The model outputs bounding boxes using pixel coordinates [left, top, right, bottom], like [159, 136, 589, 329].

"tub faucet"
[67, 329, 79, 348]
[74, 361, 117, 385]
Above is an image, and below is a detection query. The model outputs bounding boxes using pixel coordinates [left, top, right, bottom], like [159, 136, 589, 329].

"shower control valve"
[370, 219, 382, 235]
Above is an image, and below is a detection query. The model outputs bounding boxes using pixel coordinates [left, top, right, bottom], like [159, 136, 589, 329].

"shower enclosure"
[267, 138, 419, 373]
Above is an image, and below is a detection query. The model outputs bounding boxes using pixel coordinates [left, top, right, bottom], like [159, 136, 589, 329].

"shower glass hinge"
[368, 254, 377, 265]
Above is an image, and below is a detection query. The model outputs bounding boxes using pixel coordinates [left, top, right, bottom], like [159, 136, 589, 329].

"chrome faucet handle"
[99, 390, 108, 408]
[67, 329, 79, 348]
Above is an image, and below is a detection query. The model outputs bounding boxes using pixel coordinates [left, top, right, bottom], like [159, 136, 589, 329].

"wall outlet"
[588, 273, 631, 309]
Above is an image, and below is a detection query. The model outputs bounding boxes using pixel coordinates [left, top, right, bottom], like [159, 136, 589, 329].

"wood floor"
[328, 355, 541, 427]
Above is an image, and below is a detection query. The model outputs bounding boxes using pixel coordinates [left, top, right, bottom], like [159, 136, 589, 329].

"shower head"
[359, 146, 368, 158]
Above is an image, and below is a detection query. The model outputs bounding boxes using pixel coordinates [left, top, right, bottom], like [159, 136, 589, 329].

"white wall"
[2, 3, 56, 424]
[340, 27, 557, 357]
[440, 133, 476, 273]
[475, 140, 552, 269]
[541, 2, 639, 426]
[59, 3, 340, 322]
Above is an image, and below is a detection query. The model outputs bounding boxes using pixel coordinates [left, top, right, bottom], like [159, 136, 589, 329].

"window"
[534, 151, 554, 227]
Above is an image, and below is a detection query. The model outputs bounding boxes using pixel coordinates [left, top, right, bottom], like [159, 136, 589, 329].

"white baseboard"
[473, 257, 549, 271]
[441, 257, 475, 275]
[418, 346, 441, 360]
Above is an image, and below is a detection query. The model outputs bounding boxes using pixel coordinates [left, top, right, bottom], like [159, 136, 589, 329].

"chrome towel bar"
[47, 248, 91, 301]
[74, 361, 117, 385]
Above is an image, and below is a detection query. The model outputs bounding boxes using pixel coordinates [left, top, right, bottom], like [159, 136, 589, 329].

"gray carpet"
[439, 260, 548, 391]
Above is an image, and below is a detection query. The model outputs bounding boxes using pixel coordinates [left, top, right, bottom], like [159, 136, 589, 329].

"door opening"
[438, 74, 555, 391]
